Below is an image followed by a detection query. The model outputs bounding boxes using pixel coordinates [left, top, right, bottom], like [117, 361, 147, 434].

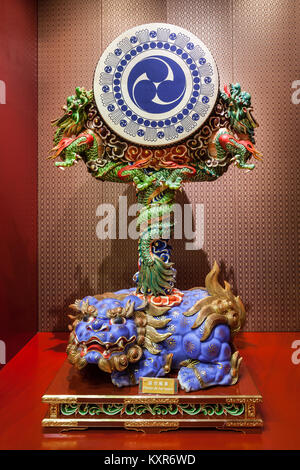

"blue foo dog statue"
[50, 24, 263, 393]
[67, 262, 245, 392]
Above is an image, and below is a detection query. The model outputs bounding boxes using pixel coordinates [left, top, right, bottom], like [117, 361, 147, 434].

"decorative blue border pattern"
[94, 24, 218, 146]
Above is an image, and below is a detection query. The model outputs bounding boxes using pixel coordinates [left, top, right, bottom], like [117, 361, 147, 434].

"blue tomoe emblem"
[93, 23, 219, 145]
[127, 55, 186, 114]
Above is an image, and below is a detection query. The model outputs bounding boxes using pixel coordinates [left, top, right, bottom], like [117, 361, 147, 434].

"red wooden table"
[0, 332, 299, 450]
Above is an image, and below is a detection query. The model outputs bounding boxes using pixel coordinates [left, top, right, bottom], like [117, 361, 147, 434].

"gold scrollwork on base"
[125, 420, 179, 427]
[224, 419, 263, 428]
[49, 404, 59, 418]
[124, 398, 179, 405]
[225, 397, 262, 404]
[225, 397, 262, 422]
[246, 403, 256, 418]
[125, 420, 179, 433]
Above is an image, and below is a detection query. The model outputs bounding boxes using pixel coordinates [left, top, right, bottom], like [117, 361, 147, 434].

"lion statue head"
[67, 293, 172, 373]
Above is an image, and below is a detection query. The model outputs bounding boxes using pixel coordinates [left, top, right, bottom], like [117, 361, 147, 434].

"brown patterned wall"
[38, 0, 300, 331]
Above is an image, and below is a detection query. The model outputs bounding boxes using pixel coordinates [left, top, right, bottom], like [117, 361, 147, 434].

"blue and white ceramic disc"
[93, 23, 219, 147]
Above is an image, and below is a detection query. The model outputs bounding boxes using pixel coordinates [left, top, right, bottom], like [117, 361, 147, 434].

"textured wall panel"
[0, 0, 38, 364]
[231, 0, 300, 331]
[38, 0, 299, 331]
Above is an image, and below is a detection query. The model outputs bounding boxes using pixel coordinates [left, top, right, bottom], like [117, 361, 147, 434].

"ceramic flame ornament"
[49, 23, 262, 391]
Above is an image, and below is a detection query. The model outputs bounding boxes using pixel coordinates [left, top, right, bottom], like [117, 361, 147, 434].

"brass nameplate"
[139, 377, 178, 395]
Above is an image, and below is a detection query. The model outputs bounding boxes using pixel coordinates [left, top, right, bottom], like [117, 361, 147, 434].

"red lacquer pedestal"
[42, 359, 263, 432]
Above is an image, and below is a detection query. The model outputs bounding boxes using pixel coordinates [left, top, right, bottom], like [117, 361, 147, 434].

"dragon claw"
[133, 174, 156, 191]
[111, 370, 132, 387]
[236, 162, 255, 170]
[178, 366, 201, 392]
[55, 160, 75, 168]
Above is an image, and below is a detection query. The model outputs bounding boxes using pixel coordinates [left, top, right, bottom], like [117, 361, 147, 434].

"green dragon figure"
[49, 83, 262, 298]
[213, 83, 263, 170]
[50, 87, 103, 167]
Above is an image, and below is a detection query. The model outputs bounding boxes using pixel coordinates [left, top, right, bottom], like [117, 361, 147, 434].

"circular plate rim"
[93, 22, 220, 148]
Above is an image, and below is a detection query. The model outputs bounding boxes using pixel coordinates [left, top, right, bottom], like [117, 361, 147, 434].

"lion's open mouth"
[78, 335, 136, 359]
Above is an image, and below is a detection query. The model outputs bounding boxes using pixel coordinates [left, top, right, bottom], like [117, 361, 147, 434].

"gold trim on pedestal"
[245, 402, 257, 418]
[125, 420, 179, 428]
[42, 417, 263, 428]
[43, 394, 263, 404]
[225, 397, 262, 403]
[224, 419, 263, 428]
[124, 397, 179, 405]
[42, 397, 263, 430]
[42, 419, 79, 427]
[43, 395, 79, 404]
[49, 404, 59, 418]
[125, 420, 179, 433]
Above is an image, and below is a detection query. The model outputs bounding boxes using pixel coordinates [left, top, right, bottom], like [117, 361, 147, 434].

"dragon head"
[221, 83, 259, 142]
[67, 293, 171, 373]
[52, 87, 93, 136]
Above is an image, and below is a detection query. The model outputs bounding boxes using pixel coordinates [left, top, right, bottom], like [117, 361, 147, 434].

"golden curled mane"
[184, 261, 246, 341]
[106, 298, 172, 355]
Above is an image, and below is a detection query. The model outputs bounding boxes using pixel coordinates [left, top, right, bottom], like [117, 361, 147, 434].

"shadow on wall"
[96, 184, 140, 292]
[46, 180, 250, 331]
[46, 181, 138, 331]
[173, 190, 240, 292]
[173, 190, 251, 325]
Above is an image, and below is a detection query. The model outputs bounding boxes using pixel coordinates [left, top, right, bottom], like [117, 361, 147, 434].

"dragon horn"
[224, 84, 231, 97]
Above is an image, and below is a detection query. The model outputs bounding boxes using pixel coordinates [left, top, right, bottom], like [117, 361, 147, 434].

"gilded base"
[42, 359, 263, 432]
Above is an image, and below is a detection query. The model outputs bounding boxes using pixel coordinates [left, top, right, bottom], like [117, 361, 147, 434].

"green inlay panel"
[60, 403, 245, 417]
